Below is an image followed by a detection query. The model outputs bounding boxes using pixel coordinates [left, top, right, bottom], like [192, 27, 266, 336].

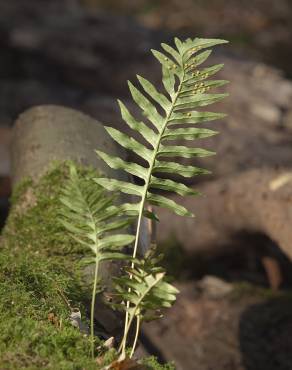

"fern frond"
[113, 252, 179, 355]
[60, 165, 135, 261]
[114, 267, 178, 316]
[95, 37, 228, 220]
[59, 164, 135, 358]
[94, 37, 228, 357]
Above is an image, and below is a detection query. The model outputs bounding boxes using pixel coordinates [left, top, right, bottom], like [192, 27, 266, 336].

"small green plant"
[113, 250, 178, 358]
[60, 36, 228, 365]
[59, 165, 135, 358]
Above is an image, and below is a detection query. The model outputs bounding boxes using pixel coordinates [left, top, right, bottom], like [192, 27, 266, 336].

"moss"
[0, 162, 175, 369]
[140, 356, 175, 370]
[0, 162, 101, 369]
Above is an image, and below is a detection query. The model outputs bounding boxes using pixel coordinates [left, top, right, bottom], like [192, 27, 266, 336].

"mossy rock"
[0, 162, 172, 369]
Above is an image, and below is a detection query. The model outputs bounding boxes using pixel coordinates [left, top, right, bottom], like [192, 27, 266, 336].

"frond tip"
[96, 36, 228, 218]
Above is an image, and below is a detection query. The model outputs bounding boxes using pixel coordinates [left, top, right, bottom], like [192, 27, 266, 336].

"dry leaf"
[103, 358, 147, 370]
[47, 312, 59, 327]
[103, 336, 115, 349]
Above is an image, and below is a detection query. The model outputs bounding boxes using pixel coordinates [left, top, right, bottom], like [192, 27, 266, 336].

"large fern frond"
[95, 37, 228, 252]
[94, 37, 228, 358]
[95, 38, 228, 219]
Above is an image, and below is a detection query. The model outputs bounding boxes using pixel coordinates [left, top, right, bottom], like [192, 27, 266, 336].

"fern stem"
[120, 203, 144, 356]
[119, 310, 135, 355]
[90, 260, 99, 359]
[119, 269, 165, 354]
[130, 315, 141, 358]
[121, 68, 186, 356]
[120, 270, 163, 354]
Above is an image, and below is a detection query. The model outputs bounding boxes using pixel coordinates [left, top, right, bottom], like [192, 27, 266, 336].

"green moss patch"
[0, 162, 99, 369]
[0, 162, 174, 369]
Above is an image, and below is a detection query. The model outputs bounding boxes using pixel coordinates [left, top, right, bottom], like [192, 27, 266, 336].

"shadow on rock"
[240, 296, 292, 370]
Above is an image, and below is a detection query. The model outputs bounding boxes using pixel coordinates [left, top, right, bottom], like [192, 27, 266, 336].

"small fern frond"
[95, 37, 228, 219]
[114, 262, 178, 314]
[59, 164, 135, 358]
[113, 252, 179, 355]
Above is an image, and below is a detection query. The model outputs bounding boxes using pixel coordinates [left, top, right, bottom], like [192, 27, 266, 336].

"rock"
[11, 105, 129, 184]
[157, 168, 292, 263]
[250, 103, 281, 124]
[142, 281, 292, 370]
[197, 276, 233, 299]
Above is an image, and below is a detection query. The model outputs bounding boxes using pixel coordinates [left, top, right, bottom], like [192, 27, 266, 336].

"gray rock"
[11, 105, 129, 185]
[197, 276, 233, 299]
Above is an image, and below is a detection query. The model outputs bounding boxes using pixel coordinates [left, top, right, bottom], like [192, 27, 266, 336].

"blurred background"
[1, 1, 292, 369]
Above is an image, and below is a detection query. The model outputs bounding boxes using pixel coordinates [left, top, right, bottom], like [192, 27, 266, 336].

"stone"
[142, 281, 292, 370]
[197, 276, 233, 299]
